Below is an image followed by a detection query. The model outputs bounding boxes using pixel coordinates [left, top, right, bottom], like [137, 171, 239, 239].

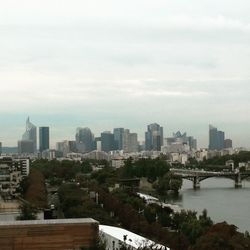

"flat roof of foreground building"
[0, 218, 98, 226]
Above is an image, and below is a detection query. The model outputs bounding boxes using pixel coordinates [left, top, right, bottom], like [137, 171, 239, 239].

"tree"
[154, 172, 182, 195]
[191, 222, 250, 250]
[24, 169, 47, 208]
[17, 204, 37, 220]
[81, 236, 106, 250]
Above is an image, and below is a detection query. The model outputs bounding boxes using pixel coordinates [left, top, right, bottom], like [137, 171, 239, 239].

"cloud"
[0, 0, 250, 147]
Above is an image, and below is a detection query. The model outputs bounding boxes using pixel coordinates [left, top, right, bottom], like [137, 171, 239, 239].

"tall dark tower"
[113, 128, 124, 150]
[101, 131, 115, 152]
[209, 125, 224, 150]
[145, 123, 164, 151]
[39, 127, 50, 152]
[75, 127, 94, 153]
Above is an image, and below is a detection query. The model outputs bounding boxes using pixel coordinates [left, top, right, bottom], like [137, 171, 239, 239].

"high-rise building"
[123, 129, 138, 153]
[209, 125, 225, 150]
[94, 137, 101, 151]
[123, 129, 130, 153]
[224, 139, 233, 149]
[0, 142, 2, 155]
[145, 123, 163, 151]
[101, 131, 115, 152]
[18, 140, 34, 154]
[218, 130, 225, 150]
[56, 140, 71, 157]
[68, 140, 77, 153]
[21, 117, 37, 153]
[76, 127, 94, 153]
[129, 133, 138, 153]
[39, 127, 50, 152]
[166, 131, 197, 151]
[113, 128, 124, 150]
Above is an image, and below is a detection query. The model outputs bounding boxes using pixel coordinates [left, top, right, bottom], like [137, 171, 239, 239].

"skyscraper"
[21, 117, 37, 153]
[224, 139, 233, 149]
[123, 129, 138, 153]
[76, 127, 94, 153]
[101, 131, 115, 152]
[0, 142, 2, 155]
[18, 140, 34, 154]
[166, 131, 197, 150]
[113, 128, 124, 150]
[145, 123, 163, 151]
[39, 127, 50, 152]
[209, 125, 225, 150]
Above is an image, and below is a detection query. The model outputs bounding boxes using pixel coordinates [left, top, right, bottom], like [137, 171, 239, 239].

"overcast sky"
[1, 0, 250, 148]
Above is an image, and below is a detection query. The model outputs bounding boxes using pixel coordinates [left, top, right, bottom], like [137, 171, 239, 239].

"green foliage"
[17, 204, 37, 220]
[81, 236, 106, 250]
[122, 158, 170, 181]
[97, 187, 188, 250]
[58, 183, 116, 225]
[30, 158, 247, 250]
[118, 241, 161, 250]
[153, 172, 182, 195]
[202, 151, 250, 167]
[144, 205, 157, 224]
[82, 161, 93, 173]
[32, 159, 109, 185]
[112, 189, 144, 211]
[171, 209, 213, 245]
[58, 183, 85, 211]
[24, 169, 47, 208]
[191, 222, 250, 250]
[91, 166, 117, 186]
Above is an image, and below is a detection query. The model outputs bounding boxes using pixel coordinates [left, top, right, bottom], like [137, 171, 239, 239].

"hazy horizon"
[1, 0, 250, 148]
[0, 117, 243, 149]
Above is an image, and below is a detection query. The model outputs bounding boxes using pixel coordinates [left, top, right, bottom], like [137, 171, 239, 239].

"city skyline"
[0, 0, 250, 147]
[0, 117, 237, 150]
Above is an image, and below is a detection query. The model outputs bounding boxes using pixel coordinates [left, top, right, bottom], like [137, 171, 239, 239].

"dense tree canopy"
[188, 151, 250, 170]
[22, 169, 47, 208]
[122, 158, 170, 181]
[17, 204, 37, 220]
[191, 222, 250, 250]
[26, 158, 250, 250]
[153, 172, 182, 194]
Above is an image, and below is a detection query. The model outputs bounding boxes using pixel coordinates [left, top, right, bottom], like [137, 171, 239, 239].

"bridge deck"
[170, 168, 250, 178]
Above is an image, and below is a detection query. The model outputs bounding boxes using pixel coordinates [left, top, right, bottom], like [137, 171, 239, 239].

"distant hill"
[2, 147, 18, 154]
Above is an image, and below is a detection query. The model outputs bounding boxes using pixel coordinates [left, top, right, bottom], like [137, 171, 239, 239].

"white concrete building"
[0, 157, 23, 198]
[195, 149, 208, 161]
[42, 149, 57, 160]
[111, 157, 125, 168]
[82, 150, 110, 161]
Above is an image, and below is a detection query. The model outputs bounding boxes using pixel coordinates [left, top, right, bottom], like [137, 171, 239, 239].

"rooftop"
[0, 218, 98, 226]
[100, 225, 169, 250]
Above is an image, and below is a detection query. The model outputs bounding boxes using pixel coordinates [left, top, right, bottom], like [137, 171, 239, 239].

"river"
[166, 178, 250, 232]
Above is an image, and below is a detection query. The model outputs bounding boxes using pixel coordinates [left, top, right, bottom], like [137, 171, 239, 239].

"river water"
[167, 178, 250, 232]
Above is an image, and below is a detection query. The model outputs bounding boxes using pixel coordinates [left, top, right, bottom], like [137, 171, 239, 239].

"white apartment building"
[0, 157, 30, 199]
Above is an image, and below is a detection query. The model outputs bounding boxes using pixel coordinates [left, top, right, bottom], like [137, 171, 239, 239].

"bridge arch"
[170, 168, 250, 189]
